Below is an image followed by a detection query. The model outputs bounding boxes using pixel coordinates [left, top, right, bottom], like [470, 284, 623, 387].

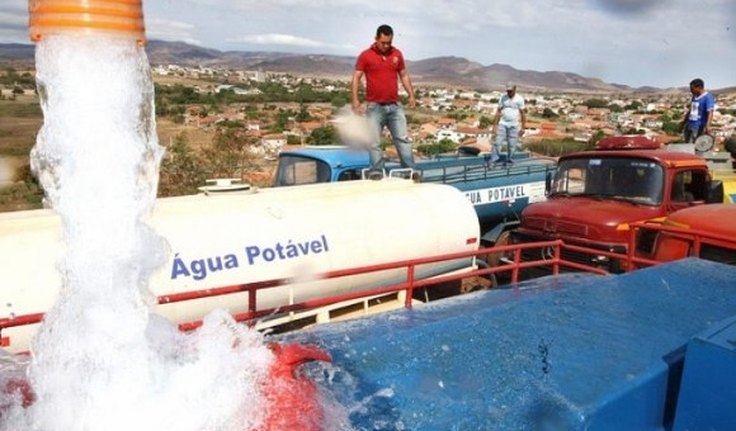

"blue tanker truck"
[273, 146, 556, 246]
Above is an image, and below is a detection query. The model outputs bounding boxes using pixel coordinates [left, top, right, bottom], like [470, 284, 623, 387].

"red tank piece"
[259, 342, 332, 431]
[0, 342, 331, 429]
[0, 376, 35, 417]
[595, 135, 660, 150]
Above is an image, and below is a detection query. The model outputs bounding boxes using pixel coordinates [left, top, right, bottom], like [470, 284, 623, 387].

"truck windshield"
[274, 155, 332, 186]
[551, 157, 664, 206]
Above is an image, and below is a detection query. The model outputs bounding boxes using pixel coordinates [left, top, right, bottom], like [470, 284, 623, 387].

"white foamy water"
[0, 34, 272, 431]
[332, 107, 375, 149]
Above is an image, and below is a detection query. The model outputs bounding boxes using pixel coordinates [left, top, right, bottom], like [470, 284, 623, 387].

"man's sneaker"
[411, 172, 422, 182]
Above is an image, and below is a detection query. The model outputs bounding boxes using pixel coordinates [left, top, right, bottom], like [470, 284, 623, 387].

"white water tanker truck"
[0, 180, 480, 352]
[274, 146, 556, 246]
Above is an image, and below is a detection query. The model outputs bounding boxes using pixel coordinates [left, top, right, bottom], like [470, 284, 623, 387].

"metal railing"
[0, 240, 606, 343]
[5, 227, 733, 346]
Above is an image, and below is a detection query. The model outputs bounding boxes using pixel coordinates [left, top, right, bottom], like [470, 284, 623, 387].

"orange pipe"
[28, 0, 145, 45]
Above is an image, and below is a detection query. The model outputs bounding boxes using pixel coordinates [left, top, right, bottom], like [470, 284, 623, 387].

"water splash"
[332, 106, 375, 150]
[0, 34, 272, 431]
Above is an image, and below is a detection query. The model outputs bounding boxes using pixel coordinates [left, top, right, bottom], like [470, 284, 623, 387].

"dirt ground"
[0, 95, 217, 172]
[156, 117, 216, 150]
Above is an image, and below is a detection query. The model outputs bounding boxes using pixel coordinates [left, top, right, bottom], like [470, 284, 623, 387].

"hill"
[143, 41, 631, 91]
[0, 40, 646, 92]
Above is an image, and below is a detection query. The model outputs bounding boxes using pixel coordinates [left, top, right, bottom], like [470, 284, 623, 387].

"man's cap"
[505, 81, 516, 90]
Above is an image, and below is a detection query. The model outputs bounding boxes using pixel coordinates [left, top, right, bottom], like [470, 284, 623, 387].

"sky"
[1, 0, 735, 89]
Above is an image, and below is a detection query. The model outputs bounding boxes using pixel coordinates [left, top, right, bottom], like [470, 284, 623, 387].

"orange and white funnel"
[28, 0, 145, 44]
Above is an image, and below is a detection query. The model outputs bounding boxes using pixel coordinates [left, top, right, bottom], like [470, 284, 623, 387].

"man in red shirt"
[351, 24, 417, 178]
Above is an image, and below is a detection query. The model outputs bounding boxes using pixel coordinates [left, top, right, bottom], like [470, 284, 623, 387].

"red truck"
[633, 204, 736, 266]
[511, 136, 728, 272]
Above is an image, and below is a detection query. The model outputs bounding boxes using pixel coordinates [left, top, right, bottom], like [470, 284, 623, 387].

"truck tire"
[725, 135, 736, 159]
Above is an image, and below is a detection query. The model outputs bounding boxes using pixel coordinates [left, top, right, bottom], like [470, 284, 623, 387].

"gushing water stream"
[1, 32, 272, 431]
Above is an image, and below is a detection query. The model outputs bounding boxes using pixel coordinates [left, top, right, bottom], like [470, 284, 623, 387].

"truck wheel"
[461, 275, 496, 292]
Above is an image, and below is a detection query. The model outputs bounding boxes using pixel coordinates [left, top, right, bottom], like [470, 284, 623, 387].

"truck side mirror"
[545, 172, 553, 195]
[706, 180, 724, 203]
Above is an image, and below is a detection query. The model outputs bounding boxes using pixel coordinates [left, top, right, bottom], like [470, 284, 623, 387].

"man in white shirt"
[491, 82, 527, 165]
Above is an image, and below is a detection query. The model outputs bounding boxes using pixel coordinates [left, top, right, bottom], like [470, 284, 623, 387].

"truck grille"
[554, 221, 588, 236]
[523, 218, 589, 236]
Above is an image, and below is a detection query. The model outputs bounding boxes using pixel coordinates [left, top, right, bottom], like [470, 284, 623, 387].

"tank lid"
[198, 178, 253, 195]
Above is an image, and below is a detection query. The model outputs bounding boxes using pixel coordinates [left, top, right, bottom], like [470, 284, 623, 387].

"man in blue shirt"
[680, 78, 716, 143]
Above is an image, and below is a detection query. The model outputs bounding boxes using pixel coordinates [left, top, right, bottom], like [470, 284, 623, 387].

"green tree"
[405, 113, 421, 125]
[158, 133, 208, 197]
[203, 128, 259, 178]
[294, 84, 316, 103]
[447, 112, 468, 121]
[524, 138, 591, 157]
[479, 115, 493, 129]
[541, 108, 559, 119]
[295, 105, 313, 123]
[221, 120, 245, 129]
[271, 110, 292, 133]
[417, 138, 457, 156]
[308, 125, 338, 145]
[589, 130, 608, 147]
[287, 135, 302, 146]
[331, 94, 348, 108]
[583, 98, 609, 109]
[662, 121, 681, 136]
[622, 127, 646, 135]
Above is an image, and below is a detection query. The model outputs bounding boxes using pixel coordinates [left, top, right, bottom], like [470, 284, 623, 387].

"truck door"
[668, 169, 708, 211]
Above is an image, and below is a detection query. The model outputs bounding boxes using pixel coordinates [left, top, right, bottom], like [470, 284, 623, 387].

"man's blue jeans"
[684, 124, 704, 143]
[493, 124, 520, 163]
[366, 102, 415, 171]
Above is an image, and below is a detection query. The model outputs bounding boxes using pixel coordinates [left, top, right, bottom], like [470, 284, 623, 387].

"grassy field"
[0, 88, 226, 212]
[157, 117, 216, 150]
[0, 95, 42, 157]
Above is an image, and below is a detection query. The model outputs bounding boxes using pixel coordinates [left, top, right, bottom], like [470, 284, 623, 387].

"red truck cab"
[634, 204, 736, 265]
[512, 136, 724, 272]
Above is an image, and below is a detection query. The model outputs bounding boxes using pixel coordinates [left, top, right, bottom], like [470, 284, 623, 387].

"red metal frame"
[0, 240, 606, 341]
[4, 220, 733, 351]
[626, 221, 736, 270]
[0, 239, 661, 345]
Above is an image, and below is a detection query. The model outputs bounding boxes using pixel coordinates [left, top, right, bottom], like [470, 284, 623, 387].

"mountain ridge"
[0, 40, 673, 92]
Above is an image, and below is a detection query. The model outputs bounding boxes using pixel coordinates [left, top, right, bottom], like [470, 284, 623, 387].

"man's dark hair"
[690, 78, 705, 88]
[376, 25, 393, 38]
